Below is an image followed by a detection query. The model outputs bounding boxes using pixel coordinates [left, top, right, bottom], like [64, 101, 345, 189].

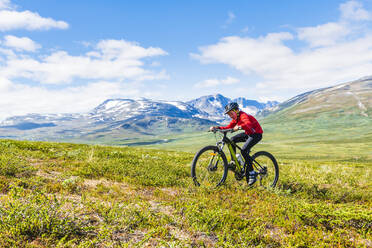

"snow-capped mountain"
[234, 98, 279, 116]
[187, 94, 231, 121]
[0, 94, 279, 142]
[0, 113, 83, 126]
[89, 98, 207, 122]
[187, 94, 279, 122]
[0, 95, 278, 130]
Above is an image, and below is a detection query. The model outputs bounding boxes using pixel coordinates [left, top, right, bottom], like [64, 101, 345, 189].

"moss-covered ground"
[0, 128, 371, 247]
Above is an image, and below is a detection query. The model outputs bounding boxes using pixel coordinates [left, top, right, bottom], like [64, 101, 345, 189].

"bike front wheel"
[250, 151, 279, 188]
[191, 146, 228, 188]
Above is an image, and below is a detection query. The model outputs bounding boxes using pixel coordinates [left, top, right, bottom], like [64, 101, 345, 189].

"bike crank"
[234, 170, 245, 181]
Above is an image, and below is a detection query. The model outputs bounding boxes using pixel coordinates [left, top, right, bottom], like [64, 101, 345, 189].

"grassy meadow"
[0, 115, 371, 247]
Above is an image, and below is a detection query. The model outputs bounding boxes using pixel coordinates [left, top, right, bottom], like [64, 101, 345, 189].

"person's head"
[224, 102, 239, 120]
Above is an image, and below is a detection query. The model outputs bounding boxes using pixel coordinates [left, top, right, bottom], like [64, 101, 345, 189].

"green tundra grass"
[0, 115, 371, 247]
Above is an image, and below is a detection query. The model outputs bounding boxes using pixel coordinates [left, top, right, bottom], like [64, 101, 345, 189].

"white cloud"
[96, 39, 166, 59]
[222, 11, 235, 28]
[298, 1, 372, 48]
[0, 79, 145, 120]
[195, 76, 239, 88]
[0, 0, 12, 10]
[150, 61, 161, 67]
[0, 76, 12, 90]
[193, 1, 372, 98]
[0, 38, 170, 119]
[192, 33, 294, 73]
[195, 79, 219, 88]
[0, 39, 168, 84]
[298, 22, 350, 47]
[241, 27, 250, 33]
[0, 46, 15, 58]
[3, 35, 41, 51]
[222, 76, 239, 85]
[257, 96, 281, 103]
[0, 10, 68, 31]
[340, 0, 371, 21]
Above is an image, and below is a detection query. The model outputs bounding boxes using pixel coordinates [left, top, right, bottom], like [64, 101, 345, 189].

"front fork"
[208, 153, 220, 171]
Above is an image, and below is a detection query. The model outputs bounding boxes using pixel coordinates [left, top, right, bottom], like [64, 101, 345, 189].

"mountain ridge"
[1, 94, 275, 127]
[259, 77, 372, 120]
[0, 94, 277, 141]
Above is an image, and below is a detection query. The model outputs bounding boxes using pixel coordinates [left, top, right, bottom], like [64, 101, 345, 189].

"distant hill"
[0, 95, 276, 142]
[259, 77, 372, 120]
[257, 77, 372, 153]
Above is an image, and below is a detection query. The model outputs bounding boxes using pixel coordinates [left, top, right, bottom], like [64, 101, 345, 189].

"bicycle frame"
[216, 130, 245, 172]
[213, 128, 268, 174]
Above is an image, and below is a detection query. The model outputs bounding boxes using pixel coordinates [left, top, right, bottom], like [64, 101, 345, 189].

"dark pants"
[231, 133, 262, 171]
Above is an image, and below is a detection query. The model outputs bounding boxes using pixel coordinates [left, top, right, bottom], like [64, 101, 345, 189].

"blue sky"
[0, 0, 372, 119]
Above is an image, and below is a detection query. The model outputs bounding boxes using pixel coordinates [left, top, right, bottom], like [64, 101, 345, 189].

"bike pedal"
[234, 171, 245, 181]
[228, 162, 236, 171]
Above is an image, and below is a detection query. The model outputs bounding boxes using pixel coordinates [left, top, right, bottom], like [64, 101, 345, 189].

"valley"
[0, 77, 371, 247]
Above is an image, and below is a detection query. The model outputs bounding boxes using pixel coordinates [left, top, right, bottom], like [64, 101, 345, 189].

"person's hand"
[209, 126, 218, 132]
[233, 126, 240, 132]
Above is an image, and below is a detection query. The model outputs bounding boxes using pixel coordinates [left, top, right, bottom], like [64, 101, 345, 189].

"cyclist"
[209, 102, 263, 186]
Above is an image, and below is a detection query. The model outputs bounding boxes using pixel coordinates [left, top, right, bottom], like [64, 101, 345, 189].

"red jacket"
[219, 111, 263, 135]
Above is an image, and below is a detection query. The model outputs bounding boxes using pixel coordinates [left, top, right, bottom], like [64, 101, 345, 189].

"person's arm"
[218, 119, 237, 130]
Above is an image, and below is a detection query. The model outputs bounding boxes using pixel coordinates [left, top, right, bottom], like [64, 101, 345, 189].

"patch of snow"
[136, 100, 147, 110]
[321, 84, 347, 93]
[268, 105, 279, 111]
[240, 106, 258, 115]
[210, 100, 222, 108]
[358, 101, 367, 111]
[292, 105, 330, 114]
[193, 114, 207, 119]
[285, 94, 304, 105]
[104, 100, 122, 110]
[333, 83, 348, 90]
[349, 92, 368, 117]
[104, 109, 116, 114]
[164, 101, 187, 111]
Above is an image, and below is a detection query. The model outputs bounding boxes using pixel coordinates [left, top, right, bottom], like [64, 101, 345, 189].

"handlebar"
[209, 127, 242, 133]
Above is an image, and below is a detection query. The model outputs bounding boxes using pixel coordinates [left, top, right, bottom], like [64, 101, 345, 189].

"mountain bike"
[191, 128, 279, 188]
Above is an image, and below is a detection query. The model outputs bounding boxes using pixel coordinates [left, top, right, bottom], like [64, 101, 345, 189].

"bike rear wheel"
[249, 151, 279, 188]
[191, 146, 228, 188]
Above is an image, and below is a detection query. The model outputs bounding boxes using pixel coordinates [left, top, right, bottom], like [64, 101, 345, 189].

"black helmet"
[224, 102, 239, 114]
